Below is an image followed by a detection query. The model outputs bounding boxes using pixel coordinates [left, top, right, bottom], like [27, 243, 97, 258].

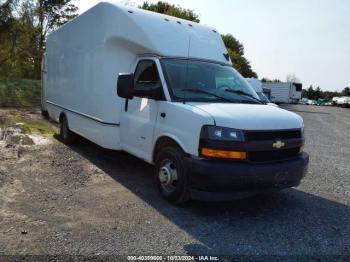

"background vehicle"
[307, 100, 317, 105]
[317, 98, 327, 106]
[337, 97, 350, 108]
[245, 78, 278, 107]
[262, 82, 302, 104]
[332, 97, 340, 106]
[43, 3, 309, 203]
[300, 98, 309, 105]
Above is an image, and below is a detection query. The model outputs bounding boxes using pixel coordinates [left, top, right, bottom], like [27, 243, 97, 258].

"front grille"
[245, 129, 302, 141]
[248, 147, 300, 162]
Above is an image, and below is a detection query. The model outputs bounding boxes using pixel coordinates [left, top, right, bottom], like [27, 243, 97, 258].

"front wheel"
[154, 146, 190, 204]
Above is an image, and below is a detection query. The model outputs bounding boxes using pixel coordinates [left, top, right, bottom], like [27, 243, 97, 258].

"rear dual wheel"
[41, 109, 49, 119]
[60, 115, 77, 144]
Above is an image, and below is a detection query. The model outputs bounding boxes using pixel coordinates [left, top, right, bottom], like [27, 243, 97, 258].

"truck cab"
[117, 56, 309, 203]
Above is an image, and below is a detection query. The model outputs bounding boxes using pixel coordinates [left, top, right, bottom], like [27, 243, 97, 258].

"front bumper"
[185, 152, 309, 199]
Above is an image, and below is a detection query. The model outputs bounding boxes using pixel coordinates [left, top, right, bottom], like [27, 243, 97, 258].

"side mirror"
[117, 73, 134, 99]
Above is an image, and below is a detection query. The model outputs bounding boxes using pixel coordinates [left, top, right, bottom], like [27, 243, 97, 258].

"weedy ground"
[0, 105, 349, 256]
[0, 111, 57, 136]
[0, 78, 41, 108]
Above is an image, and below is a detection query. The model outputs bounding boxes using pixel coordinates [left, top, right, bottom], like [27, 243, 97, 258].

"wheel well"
[153, 137, 185, 162]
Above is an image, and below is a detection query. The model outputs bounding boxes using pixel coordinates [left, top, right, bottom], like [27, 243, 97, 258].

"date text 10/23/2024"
[127, 255, 220, 261]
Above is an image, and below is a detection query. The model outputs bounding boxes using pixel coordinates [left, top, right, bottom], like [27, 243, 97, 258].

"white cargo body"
[262, 82, 302, 104]
[45, 2, 228, 150]
[43, 2, 308, 203]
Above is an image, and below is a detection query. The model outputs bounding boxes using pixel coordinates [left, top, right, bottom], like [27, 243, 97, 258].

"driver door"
[120, 59, 162, 162]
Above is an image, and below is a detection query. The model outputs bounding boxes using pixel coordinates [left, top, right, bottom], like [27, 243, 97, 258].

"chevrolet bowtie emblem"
[273, 140, 285, 149]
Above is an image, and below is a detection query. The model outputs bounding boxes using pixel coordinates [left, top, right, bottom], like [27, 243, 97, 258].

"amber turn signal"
[299, 145, 305, 152]
[201, 148, 247, 160]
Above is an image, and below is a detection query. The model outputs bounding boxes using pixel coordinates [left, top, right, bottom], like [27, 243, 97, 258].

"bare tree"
[286, 74, 300, 83]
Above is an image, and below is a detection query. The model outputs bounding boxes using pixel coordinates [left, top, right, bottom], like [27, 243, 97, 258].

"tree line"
[262, 74, 349, 101]
[302, 86, 350, 101]
[0, 1, 258, 80]
[0, 0, 78, 79]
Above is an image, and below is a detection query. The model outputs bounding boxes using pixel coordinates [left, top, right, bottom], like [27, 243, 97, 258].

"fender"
[153, 133, 190, 161]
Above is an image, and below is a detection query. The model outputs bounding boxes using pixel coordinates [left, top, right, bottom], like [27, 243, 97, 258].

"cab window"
[134, 60, 161, 91]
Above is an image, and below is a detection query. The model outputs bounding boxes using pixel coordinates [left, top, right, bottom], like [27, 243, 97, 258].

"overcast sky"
[75, 0, 350, 92]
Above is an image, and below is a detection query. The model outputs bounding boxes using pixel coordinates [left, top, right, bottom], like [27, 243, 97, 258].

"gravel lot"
[0, 105, 349, 256]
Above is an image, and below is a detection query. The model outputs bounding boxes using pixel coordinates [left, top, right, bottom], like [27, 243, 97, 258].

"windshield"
[160, 58, 262, 104]
[256, 92, 270, 103]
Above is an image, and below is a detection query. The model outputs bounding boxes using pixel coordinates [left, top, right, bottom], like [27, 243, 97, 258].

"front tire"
[154, 146, 190, 204]
[60, 115, 76, 144]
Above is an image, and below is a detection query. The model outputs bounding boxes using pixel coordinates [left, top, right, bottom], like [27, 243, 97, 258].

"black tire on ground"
[154, 146, 191, 204]
[59, 115, 77, 144]
[41, 109, 49, 119]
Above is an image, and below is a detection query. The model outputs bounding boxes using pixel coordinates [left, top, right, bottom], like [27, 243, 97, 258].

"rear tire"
[41, 109, 49, 119]
[60, 115, 76, 144]
[154, 146, 190, 204]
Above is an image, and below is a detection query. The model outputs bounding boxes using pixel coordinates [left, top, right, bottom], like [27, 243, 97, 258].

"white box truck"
[262, 82, 302, 104]
[337, 97, 350, 107]
[332, 97, 340, 105]
[42, 2, 309, 203]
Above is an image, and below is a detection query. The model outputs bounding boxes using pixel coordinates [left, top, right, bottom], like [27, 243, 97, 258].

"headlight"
[200, 125, 245, 142]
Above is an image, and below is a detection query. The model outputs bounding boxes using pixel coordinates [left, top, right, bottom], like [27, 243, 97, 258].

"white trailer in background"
[332, 97, 340, 106]
[337, 97, 350, 107]
[262, 82, 302, 104]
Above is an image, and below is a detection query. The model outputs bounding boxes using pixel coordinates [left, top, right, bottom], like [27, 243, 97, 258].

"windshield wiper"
[224, 89, 264, 104]
[180, 88, 234, 103]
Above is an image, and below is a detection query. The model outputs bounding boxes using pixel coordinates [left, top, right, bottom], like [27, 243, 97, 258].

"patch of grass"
[2, 114, 58, 136]
[0, 78, 41, 108]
